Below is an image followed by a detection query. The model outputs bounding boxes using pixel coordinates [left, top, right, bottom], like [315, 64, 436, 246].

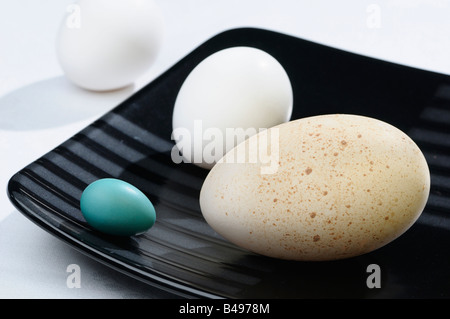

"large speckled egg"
[199, 114, 430, 261]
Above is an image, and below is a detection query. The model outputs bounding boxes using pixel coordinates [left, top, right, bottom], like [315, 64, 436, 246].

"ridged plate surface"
[7, 28, 450, 298]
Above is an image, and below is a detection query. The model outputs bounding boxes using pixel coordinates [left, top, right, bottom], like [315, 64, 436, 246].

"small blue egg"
[80, 178, 156, 236]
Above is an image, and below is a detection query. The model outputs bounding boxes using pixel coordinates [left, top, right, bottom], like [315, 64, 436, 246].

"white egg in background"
[56, 0, 164, 91]
[172, 46, 293, 169]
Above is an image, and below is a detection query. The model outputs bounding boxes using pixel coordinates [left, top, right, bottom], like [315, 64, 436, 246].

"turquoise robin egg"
[80, 178, 156, 236]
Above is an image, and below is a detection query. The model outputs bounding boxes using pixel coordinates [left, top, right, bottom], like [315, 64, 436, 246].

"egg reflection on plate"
[200, 114, 430, 261]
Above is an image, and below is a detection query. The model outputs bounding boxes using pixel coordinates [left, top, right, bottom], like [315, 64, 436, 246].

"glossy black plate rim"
[7, 187, 217, 298]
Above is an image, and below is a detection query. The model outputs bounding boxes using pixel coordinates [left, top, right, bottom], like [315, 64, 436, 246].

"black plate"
[7, 28, 450, 298]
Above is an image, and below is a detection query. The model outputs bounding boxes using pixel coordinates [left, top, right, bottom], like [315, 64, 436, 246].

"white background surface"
[1, 0, 450, 298]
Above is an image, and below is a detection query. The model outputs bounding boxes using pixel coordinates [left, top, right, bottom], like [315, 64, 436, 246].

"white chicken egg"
[171, 46, 293, 169]
[200, 114, 430, 261]
[56, 0, 164, 91]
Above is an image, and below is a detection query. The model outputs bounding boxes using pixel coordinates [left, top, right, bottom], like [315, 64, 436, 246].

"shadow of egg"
[230, 253, 384, 298]
[0, 76, 134, 131]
